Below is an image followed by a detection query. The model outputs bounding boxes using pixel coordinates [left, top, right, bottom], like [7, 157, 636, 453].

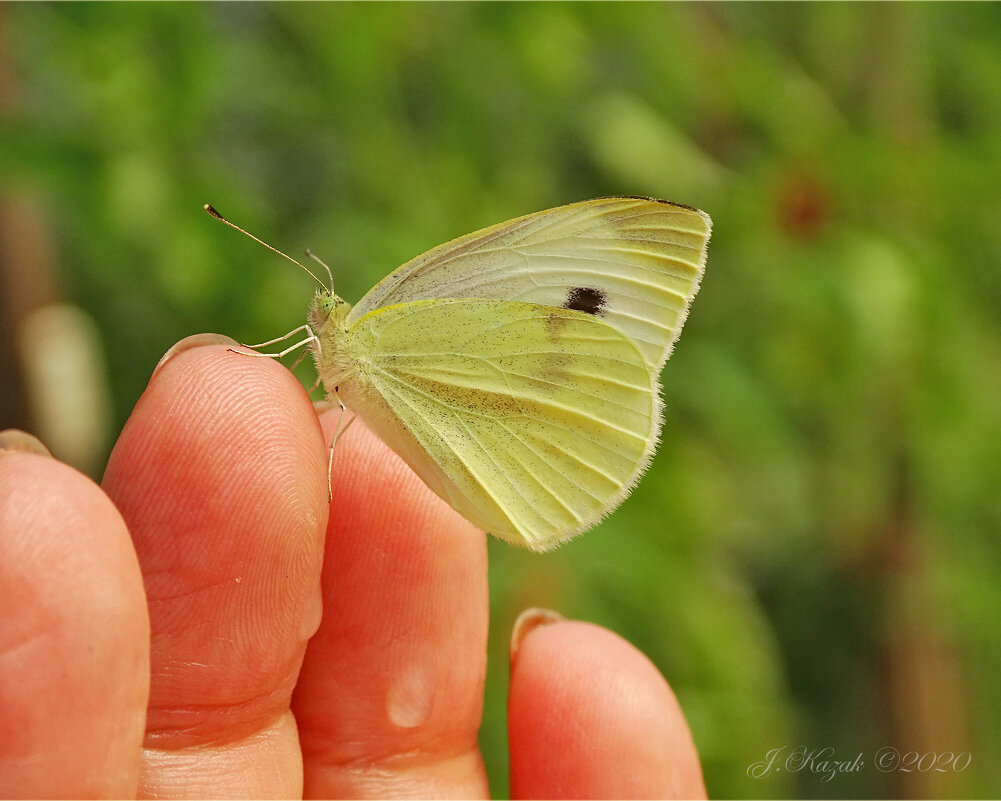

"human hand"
[0, 334, 705, 799]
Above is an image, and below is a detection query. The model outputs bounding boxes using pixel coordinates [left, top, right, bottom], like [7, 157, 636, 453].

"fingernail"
[0, 429, 54, 458]
[510, 606, 565, 666]
[153, 333, 241, 378]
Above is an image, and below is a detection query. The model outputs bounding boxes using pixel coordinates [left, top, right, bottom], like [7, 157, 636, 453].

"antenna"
[203, 204, 330, 291]
[305, 248, 335, 292]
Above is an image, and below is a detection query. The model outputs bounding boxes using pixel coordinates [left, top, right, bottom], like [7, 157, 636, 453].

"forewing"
[344, 298, 659, 550]
[347, 197, 711, 369]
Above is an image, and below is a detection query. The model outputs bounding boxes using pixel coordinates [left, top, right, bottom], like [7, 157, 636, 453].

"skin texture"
[0, 335, 706, 799]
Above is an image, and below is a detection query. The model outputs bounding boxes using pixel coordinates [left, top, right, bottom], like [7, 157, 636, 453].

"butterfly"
[209, 197, 711, 551]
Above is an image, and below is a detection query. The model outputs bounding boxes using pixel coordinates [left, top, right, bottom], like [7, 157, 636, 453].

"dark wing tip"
[598, 195, 701, 213]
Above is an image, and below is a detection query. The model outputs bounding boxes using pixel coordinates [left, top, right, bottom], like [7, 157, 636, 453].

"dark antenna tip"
[203, 204, 224, 220]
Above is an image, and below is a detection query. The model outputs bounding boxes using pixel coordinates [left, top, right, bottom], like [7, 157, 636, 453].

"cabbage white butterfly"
[208, 198, 711, 551]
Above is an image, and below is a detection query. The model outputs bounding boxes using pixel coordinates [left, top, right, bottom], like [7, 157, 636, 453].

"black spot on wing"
[563, 286, 607, 316]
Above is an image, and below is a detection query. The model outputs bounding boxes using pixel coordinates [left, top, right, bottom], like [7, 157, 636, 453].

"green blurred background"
[2, 3, 1000, 798]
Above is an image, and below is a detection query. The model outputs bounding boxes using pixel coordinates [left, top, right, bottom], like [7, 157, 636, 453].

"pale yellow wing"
[346, 197, 711, 370]
[340, 297, 659, 551]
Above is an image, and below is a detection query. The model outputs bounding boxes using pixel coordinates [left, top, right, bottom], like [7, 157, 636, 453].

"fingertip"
[0, 450, 146, 596]
[0, 452, 147, 635]
[295, 410, 490, 798]
[0, 452, 149, 797]
[103, 338, 328, 752]
[509, 619, 705, 799]
[109, 338, 327, 514]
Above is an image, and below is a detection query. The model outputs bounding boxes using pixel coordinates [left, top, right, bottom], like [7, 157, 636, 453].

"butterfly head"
[308, 289, 351, 333]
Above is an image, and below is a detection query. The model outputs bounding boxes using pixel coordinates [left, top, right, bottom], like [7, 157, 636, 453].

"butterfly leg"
[229, 325, 322, 360]
[288, 347, 310, 372]
[243, 324, 316, 351]
[324, 387, 357, 502]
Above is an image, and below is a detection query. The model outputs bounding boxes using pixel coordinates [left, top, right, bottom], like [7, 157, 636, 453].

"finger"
[0, 437, 149, 798]
[508, 613, 706, 799]
[101, 336, 329, 798]
[293, 412, 490, 799]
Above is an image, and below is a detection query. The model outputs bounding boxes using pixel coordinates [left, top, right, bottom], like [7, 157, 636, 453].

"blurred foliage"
[3, 3, 1001, 798]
